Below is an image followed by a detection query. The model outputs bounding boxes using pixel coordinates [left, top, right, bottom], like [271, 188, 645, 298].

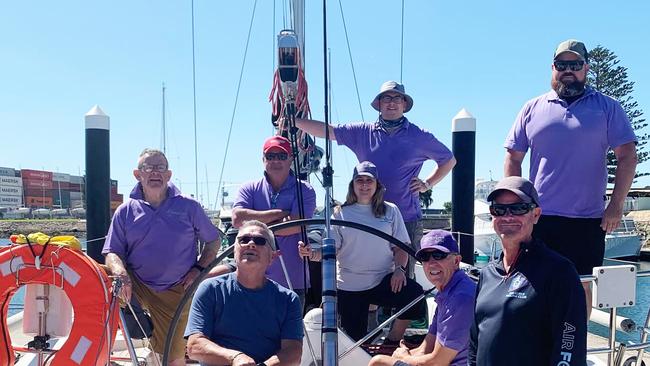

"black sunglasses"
[489, 202, 537, 217]
[553, 60, 585, 72]
[416, 250, 451, 262]
[265, 152, 289, 161]
[237, 235, 268, 246]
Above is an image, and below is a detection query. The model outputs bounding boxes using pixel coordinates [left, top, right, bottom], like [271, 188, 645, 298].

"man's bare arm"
[186, 333, 257, 365]
[602, 142, 637, 233]
[504, 149, 526, 177]
[296, 118, 336, 140]
[232, 207, 288, 228]
[105, 253, 132, 302]
[262, 339, 302, 366]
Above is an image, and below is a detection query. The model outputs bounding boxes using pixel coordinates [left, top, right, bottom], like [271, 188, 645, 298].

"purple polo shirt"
[103, 182, 220, 291]
[334, 119, 454, 222]
[233, 172, 316, 289]
[505, 87, 637, 218]
[429, 269, 476, 366]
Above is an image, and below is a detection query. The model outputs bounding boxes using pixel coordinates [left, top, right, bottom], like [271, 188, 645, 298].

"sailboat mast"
[161, 82, 167, 154]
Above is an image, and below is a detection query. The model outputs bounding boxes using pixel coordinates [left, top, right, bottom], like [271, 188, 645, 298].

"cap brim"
[487, 188, 533, 204]
[354, 172, 376, 179]
[554, 50, 585, 61]
[371, 92, 414, 113]
[415, 245, 452, 257]
[264, 146, 291, 154]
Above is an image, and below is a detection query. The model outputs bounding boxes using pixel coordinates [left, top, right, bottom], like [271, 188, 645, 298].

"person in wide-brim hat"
[370, 80, 414, 113]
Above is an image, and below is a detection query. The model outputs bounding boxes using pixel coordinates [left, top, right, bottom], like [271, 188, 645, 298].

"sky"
[1, 1, 649, 210]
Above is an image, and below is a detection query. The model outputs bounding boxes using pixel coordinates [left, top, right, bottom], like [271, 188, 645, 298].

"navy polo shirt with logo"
[468, 239, 587, 366]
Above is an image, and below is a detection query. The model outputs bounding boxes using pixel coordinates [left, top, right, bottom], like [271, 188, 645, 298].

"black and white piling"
[451, 108, 476, 264]
[85, 105, 111, 263]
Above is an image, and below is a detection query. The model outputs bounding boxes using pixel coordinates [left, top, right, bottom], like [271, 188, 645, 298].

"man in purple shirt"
[232, 136, 316, 306]
[103, 148, 221, 366]
[504, 39, 637, 315]
[368, 230, 475, 366]
[297, 81, 456, 277]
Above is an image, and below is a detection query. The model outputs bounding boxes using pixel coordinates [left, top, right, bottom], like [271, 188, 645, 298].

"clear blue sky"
[1, 1, 649, 209]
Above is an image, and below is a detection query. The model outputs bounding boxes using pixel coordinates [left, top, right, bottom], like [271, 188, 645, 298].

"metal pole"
[609, 307, 617, 366]
[85, 105, 111, 263]
[451, 108, 476, 264]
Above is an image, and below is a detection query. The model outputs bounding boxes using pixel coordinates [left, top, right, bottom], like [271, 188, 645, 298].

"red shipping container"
[52, 181, 70, 190]
[111, 186, 118, 194]
[23, 179, 54, 189]
[23, 188, 53, 198]
[110, 193, 123, 202]
[110, 201, 122, 210]
[21, 169, 53, 181]
[24, 196, 53, 207]
[68, 183, 82, 191]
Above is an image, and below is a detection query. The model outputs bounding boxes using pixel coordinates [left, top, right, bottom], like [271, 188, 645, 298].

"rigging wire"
[337, 0, 364, 121]
[215, 0, 259, 210]
[191, 0, 199, 199]
[400, 0, 405, 82]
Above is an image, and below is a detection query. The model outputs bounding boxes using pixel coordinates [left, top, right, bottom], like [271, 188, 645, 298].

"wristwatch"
[397, 265, 407, 273]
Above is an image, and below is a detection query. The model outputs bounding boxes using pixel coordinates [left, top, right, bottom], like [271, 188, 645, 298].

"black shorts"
[532, 215, 606, 275]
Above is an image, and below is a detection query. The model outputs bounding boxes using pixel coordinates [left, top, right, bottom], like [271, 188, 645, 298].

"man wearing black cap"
[296, 80, 456, 278]
[468, 176, 586, 366]
[504, 39, 637, 315]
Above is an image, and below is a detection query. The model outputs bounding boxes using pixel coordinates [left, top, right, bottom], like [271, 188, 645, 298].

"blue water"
[2, 237, 649, 344]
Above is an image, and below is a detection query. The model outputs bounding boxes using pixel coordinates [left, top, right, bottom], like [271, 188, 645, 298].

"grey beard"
[552, 79, 586, 98]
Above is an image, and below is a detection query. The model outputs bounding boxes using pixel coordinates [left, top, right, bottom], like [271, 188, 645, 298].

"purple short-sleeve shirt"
[233, 172, 316, 289]
[103, 182, 220, 291]
[334, 119, 453, 222]
[428, 270, 476, 366]
[505, 87, 637, 217]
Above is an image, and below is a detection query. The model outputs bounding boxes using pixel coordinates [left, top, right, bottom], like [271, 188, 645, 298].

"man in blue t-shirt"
[368, 230, 475, 366]
[185, 220, 303, 366]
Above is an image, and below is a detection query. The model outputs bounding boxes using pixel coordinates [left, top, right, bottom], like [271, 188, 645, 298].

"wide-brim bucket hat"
[371, 80, 414, 113]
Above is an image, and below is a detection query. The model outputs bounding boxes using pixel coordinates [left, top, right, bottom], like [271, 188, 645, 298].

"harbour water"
[2, 237, 649, 345]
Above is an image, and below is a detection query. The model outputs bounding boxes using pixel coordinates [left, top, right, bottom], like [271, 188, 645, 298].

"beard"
[552, 75, 586, 98]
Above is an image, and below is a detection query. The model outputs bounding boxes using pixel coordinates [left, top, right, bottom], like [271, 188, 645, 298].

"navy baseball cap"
[416, 230, 459, 255]
[353, 161, 378, 180]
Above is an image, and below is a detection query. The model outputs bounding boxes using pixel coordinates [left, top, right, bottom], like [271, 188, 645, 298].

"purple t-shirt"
[505, 87, 637, 218]
[233, 172, 316, 289]
[429, 270, 476, 366]
[334, 119, 454, 222]
[103, 182, 220, 291]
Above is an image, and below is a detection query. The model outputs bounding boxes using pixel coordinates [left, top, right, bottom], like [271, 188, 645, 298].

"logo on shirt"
[505, 273, 529, 299]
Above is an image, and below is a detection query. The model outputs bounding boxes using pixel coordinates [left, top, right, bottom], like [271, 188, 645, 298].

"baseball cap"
[554, 39, 588, 62]
[352, 161, 378, 180]
[263, 136, 292, 154]
[486, 176, 540, 205]
[416, 229, 459, 255]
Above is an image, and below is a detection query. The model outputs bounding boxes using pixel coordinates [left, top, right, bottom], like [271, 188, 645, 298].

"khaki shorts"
[130, 275, 190, 361]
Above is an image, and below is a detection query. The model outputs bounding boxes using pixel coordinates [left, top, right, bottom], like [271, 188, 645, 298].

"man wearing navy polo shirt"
[368, 230, 475, 366]
[504, 39, 637, 315]
[468, 177, 586, 365]
[296, 81, 456, 278]
[232, 136, 316, 306]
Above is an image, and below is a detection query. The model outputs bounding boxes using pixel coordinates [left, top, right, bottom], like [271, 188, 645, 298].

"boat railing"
[581, 268, 650, 366]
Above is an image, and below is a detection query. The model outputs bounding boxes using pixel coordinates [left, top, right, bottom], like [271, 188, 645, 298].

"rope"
[191, 0, 199, 199]
[337, 0, 364, 121]
[400, 0, 405, 83]
[215, 0, 259, 210]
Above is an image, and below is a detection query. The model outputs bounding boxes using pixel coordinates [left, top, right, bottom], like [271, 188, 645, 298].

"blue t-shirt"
[428, 270, 476, 366]
[184, 273, 304, 364]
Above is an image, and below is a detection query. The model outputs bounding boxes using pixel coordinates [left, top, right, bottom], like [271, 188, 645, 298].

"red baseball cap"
[263, 136, 292, 154]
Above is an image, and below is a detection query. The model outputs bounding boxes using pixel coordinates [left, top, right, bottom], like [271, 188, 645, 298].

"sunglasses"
[237, 235, 268, 246]
[380, 95, 404, 104]
[265, 152, 289, 161]
[553, 60, 585, 72]
[416, 250, 451, 262]
[139, 164, 168, 173]
[489, 202, 537, 217]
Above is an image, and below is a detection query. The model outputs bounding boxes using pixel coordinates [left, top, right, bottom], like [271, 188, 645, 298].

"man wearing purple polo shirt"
[232, 136, 316, 305]
[104, 148, 221, 366]
[368, 230, 475, 366]
[297, 81, 456, 277]
[504, 39, 637, 315]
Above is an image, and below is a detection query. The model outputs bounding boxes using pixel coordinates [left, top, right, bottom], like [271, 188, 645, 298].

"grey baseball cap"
[554, 39, 588, 62]
[487, 176, 540, 205]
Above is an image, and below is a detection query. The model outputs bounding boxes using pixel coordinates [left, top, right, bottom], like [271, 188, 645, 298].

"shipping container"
[111, 179, 118, 188]
[0, 176, 22, 187]
[21, 169, 53, 181]
[0, 195, 22, 207]
[68, 183, 83, 191]
[52, 172, 71, 182]
[0, 185, 22, 197]
[111, 193, 124, 202]
[24, 196, 53, 207]
[70, 175, 84, 185]
[23, 179, 54, 190]
[70, 199, 84, 208]
[24, 188, 53, 198]
[70, 191, 83, 200]
[110, 201, 122, 210]
[0, 167, 16, 177]
[52, 181, 70, 190]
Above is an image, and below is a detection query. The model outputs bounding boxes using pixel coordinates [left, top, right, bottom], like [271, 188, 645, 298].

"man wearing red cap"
[231, 136, 316, 306]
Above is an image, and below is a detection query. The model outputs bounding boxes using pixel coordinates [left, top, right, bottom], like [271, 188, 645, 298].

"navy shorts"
[532, 215, 606, 275]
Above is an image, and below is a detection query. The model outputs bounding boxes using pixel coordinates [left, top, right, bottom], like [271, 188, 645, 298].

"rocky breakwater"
[0, 219, 86, 238]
